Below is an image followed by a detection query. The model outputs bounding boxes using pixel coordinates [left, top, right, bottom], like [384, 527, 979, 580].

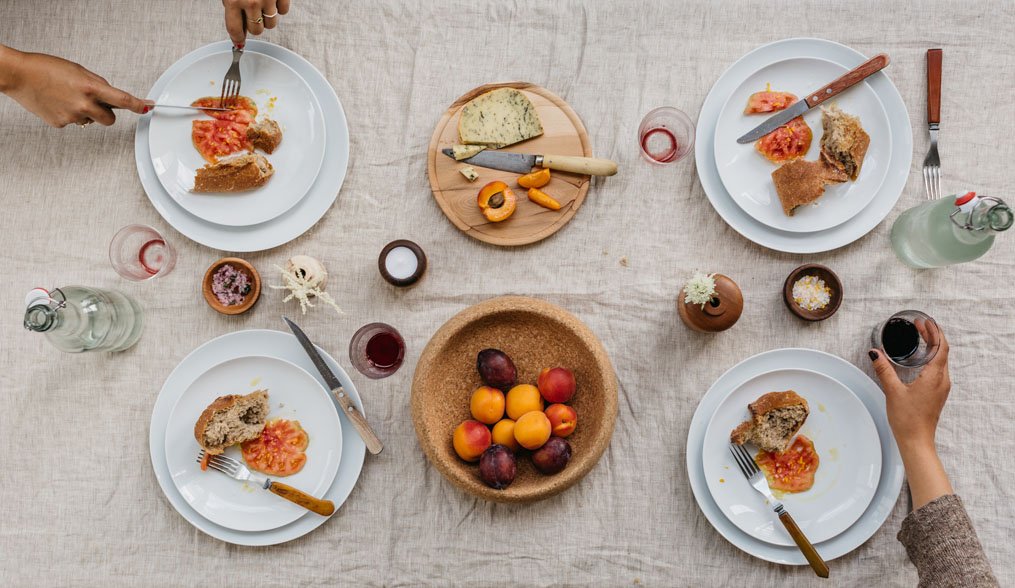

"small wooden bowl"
[783, 264, 842, 321]
[411, 296, 618, 503]
[202, 257, 261, 315]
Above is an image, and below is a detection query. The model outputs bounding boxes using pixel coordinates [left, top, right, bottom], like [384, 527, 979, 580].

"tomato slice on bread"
[745, 90, 798, 114]
[754, 116, 812, 163]
[755, 435, 819, 493]
[241, 418, 309, 477]
[190, 96, 258, 163]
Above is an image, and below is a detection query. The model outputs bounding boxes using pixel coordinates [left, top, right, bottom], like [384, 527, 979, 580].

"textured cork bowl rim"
[202, 257, 261, 315]
[411, 296, 618, 503]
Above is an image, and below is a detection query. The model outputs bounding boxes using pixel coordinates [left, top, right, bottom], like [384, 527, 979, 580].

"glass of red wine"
[638, 107, 695, 165]
[871, 310, 940, 368]
[108, 224, 177, 281]
[349, 322, 405, 379]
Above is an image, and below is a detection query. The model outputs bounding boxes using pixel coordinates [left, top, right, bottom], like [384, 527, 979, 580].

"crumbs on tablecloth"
[619, 256, 628, 267]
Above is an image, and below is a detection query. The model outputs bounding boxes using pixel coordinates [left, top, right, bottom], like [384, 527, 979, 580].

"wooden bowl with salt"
[411, 296, 618, 503]
[783, 264, 842, 321]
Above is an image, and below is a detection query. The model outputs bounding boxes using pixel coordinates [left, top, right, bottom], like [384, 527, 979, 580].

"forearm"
[0, 44, 24, 93]
[898, 440, 953, 510]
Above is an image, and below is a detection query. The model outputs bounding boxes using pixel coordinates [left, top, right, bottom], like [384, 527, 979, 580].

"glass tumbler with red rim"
[349, 323, 405, 379]
[109, 224, 177, 280]
[639, 107, 695, 165]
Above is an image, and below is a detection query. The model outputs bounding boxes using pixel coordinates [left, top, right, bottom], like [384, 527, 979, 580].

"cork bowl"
[411, 296, 618, 503]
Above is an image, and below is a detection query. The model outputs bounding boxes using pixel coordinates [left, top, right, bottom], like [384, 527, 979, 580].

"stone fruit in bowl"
[538, 367, 576, 403]
[545, 404, 577, 438]
[532, 437, 572, 475]
[477, 348, 517, 391]
[491, 419, 519, 452]
[453, 419, 491, 462]
[513, 411, 551, 450]
[479, 445, 517, 489]
[505, 384, 544, 420]
[470, 386, 505, 425]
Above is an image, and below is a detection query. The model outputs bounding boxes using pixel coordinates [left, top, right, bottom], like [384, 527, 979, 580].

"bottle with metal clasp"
[23, 286, 144, 353]
[890, 192, 1012, 268]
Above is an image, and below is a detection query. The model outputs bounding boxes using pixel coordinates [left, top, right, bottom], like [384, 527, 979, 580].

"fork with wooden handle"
[729, 443, 829, 578]
[198, 451, 335, 516]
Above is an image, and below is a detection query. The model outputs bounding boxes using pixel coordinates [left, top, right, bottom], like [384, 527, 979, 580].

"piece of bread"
[194, 390, 269, 455]
[771, 159, 848, 216]
[246, 118, 282, 154]
[730, 390, 809, 453]
[193, 153, 274, 193]
[820, 105, 870, 181]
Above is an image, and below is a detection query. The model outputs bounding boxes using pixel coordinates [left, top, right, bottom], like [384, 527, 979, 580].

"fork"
[198, 451, 335, 516]
[729, 444, 829, 578]
[923, 49, 943, 200]
[219, 44, 244, 108]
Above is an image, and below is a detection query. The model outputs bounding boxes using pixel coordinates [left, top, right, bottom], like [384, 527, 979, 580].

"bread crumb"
[619, 256, 628, 267]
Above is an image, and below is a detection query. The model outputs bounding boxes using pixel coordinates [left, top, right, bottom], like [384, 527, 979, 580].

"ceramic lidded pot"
[677, 273, 743, 333]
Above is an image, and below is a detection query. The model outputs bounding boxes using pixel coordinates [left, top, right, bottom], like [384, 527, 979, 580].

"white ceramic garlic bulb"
[285, 255, 328, 292]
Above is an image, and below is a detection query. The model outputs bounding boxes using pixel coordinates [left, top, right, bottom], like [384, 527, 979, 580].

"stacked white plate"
[150, 329, 366, 545]
[696, 38, 912, 253]
[686, 348, 904, 564]
[135, 41, 349, 252]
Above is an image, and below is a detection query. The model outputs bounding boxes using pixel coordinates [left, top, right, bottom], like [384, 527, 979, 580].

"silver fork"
[219, 44, 244, 108]
[198, 450, 335, 516]
[729, 444, 829, 578]
[923, 49, 943, 200]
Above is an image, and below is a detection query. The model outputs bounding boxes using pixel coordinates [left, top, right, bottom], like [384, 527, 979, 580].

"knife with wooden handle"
[283, 317, 384, 455]
[442, 148, 618, 176]
[736, 53, 891, 144]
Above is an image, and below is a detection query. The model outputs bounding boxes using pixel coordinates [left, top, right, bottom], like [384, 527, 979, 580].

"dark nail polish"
[868, 350, 879, 361]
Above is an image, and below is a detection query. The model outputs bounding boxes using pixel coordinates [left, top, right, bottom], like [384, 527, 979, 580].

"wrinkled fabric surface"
[1, 0, 1013, 586]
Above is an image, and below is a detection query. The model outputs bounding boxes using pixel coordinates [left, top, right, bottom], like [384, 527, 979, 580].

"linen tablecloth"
[2, 1, 1013, 585]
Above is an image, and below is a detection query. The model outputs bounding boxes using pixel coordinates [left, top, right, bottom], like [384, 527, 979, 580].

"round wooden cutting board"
[427, 82, 593, 247]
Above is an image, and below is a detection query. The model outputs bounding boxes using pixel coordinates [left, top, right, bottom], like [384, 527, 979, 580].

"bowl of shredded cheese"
[783, 264, 843, 321]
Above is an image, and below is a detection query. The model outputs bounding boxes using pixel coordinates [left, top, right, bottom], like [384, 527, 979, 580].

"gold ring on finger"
[249, 16, 263, 23]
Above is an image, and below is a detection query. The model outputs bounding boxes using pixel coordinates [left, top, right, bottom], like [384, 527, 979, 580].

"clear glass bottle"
[23, 286, 144, 353]
[891, 192, 1012, 268]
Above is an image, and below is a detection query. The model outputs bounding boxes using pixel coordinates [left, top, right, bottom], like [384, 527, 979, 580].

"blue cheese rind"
[451, 144, 486, 160]
[457, 88, 544, 148]
[460, 166, 479, 182]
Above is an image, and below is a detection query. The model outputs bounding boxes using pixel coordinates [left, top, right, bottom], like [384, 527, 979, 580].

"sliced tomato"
[200, 452, 210, 471]
[754, 116, 812, 163]
[755, 435, 819, 493]
[241, 418, 309, 477]
[190, 96, 257, 162]
[745, 90, 797, 114]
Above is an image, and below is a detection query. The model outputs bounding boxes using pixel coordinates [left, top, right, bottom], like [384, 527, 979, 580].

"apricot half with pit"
[476, 181, 517, 222]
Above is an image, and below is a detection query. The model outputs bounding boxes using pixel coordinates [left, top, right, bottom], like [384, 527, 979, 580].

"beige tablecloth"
[2, 0, 1013, 585]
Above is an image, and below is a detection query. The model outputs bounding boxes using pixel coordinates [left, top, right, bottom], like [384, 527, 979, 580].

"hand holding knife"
[283, 317, 384, 455]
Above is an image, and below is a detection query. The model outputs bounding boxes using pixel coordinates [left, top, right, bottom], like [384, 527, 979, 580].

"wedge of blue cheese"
[451, 144, 486, 161]
[459, 166, 479, 182]
[457, 88, 544, 148]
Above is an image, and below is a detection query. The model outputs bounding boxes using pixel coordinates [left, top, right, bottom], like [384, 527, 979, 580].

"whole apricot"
[513, 411, 552, 450]
[470, 386, 505, 425]
[453, 419, 491, 462]
[491, 419, 520, 452]
[545, 403, 577, 437]
[506, 384, 544, 420]
[538, 367, 576, 403]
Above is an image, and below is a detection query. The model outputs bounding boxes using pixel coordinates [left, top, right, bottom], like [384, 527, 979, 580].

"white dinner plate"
[695, 38, 912, 253]
[149, 51, 326, 226]
[150, 329, 366, 546]
[165, 355, 342, 532]
[714, 57, 892, 232]
[135, 40, 350, 252]
[702, 368, 881, 546]
[686, 348, 904, 565]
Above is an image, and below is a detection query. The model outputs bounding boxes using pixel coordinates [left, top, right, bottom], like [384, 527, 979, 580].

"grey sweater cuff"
[897, 494, 998, 588]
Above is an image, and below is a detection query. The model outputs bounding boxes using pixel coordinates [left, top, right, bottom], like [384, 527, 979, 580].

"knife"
[441, 148, 618, 176]
[283, 317, 384, 455]
[736, 53, 890, 144]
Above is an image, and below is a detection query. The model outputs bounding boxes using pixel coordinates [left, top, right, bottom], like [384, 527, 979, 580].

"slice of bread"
[246, 118, 282, 154]
[730, 390, 809, 453]
[193, 153, 274, 193]
[820, 105, 870, 181]
[194, 390, 269, 455]
[771, 159, 848, 216]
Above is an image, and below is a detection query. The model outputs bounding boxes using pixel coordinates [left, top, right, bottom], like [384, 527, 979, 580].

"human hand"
[223, 0, 291, 47]
[0, 47, 149, 128]
[869, 320, 950, 453]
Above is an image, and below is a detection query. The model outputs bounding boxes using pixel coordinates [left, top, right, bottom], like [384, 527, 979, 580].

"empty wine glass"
[109, 224, 177, 281]
[638, 107, 695, 165]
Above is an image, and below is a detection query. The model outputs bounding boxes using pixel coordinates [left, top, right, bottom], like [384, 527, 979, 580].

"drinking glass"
[638, 107, 695, 165]
[349, 322, 405, 379]
[870, 310, 940, 368]
[109, 224, 177, 281]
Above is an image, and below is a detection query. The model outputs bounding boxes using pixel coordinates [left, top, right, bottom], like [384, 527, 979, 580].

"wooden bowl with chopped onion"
[783, 264, 843, 321]
[202, 257, 261, 315]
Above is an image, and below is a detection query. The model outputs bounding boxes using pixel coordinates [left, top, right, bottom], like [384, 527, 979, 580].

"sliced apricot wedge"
[477, 181, 517, 222]
[518, 168, 551, 189]
[527, 188, 562, 211]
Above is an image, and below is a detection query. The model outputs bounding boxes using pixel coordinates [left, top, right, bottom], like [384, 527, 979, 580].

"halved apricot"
[518, 168, 551, 189]
[527, 188, 562, 211]
[477, 181, 517, 222]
